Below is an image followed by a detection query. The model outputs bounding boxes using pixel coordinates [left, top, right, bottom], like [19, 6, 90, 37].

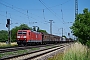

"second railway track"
[0, 43, 71, 60]
[0, 44, 55, 53]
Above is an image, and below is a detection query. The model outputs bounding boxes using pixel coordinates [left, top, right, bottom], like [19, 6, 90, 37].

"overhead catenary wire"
[0, 11, 35, 25]
[0, 2, 43, 26]
[0, 2, 40, 22]
[60, 0, 73, 32]
[6, 11, 7, 18]
[60, 2, 73, 32]
[0, 1, 47, 27]
[39, 0, 72, 24]
[39, 0, 63, 23]
[0, 0, 45, 22]
[60, 0, 73, 36]
[43, 9, 46, 21]
[39, 0, 72, 35]
[1, 0, 26, 11]
[47, 0, 71, 9]
[0, 0, 71, 25]
[61, 4, 64, 23]
[0, 0, 73, 35]
[27, 10, 29, 20]
[41, 0, 71, 23]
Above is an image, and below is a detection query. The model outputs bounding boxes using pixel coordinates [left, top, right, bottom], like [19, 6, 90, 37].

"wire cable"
[43, 9, 46, 21]
[39, 0, 63, 23]
[0, 2, 41, 22]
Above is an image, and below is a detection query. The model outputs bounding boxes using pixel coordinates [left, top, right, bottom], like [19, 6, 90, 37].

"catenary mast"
[75, 0, 78, 20]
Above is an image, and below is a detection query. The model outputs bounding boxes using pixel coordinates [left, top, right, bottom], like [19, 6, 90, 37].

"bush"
[86, 40, 90, 48]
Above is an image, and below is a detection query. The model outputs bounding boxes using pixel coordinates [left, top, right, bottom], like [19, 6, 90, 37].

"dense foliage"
[0, 30, 8, 42]
[71, 8, 90, 47]
[0, 24, 48, 42]
[38, 29, 48, 34]
[11, 24, 32, 42]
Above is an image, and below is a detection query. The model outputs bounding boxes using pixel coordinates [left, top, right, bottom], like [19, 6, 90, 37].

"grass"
[0, 52, 14, 58]
[48, 52, 64, 60]
[31, 48, 39, 50]
[16, 50, 28, 54]
[0, 42, 18, 48]
[0, 50, 28, 58]
[45, 45, 54, 48]
[48, 42, 90, 60]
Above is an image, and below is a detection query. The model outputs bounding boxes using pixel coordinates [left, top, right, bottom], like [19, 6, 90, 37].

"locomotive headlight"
[23, 36, 26, 38]
[17, 36, 20, 38]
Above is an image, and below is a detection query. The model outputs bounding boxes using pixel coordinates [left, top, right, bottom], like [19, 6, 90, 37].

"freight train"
[16, 29, 73, 46]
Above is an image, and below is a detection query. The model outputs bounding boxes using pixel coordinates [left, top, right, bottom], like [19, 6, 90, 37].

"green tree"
[11, 24, 32, 42]
[19, 24, 32, 30]
[71, 8, 90, 45]
[0, 30, 8, 42]
[38, 29, 48, 34]
[11, 26, 19, 42]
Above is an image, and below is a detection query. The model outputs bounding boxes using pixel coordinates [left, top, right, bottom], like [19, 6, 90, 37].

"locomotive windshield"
[18, 31, 27, 34]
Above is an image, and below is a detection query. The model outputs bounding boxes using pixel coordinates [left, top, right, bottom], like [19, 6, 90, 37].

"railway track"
[0, 44, 55, 53]
[0, 43, 70, 60]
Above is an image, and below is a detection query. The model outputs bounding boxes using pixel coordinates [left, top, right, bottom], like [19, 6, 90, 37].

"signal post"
[6, 19, 11, 44]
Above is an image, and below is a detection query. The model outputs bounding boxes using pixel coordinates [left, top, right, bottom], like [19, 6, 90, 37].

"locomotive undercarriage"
[17, 40, 27, 46]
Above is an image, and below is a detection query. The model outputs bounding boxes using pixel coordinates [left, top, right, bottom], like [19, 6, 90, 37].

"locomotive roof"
[31, 30, 41, 34]
[42, 33, 60, 37]
[18, 30, 41, 34]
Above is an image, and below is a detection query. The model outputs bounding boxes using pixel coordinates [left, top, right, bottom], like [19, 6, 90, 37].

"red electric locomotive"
[17, 30, 42, 46]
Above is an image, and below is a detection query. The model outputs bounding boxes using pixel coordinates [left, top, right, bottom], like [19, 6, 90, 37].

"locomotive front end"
[17, 30, 27, 46]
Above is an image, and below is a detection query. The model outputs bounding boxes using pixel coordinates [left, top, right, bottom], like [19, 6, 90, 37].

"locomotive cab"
[17, 30, 30, 46]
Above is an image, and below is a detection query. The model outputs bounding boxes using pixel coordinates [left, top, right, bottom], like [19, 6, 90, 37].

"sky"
[0, 0, 90, 38]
